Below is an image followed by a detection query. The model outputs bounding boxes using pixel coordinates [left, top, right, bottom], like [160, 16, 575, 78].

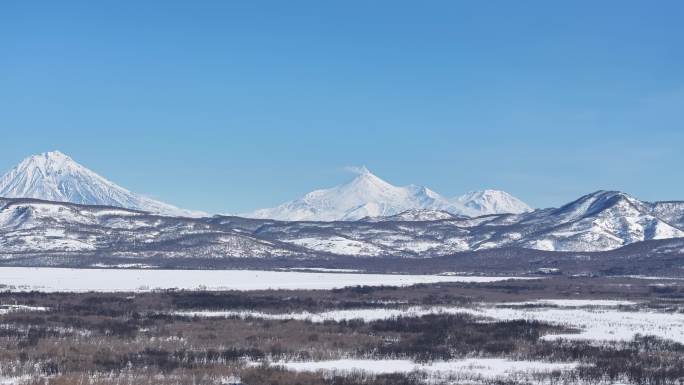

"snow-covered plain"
[0, 267, 528, 292]
[464, 302, 684, 343]
[178, 300, 684, 344]
[272, 358, 577, 382]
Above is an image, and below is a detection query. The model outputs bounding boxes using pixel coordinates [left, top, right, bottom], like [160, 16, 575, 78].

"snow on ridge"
[363, 209, 459, 222]
[285, 236, 385, 256]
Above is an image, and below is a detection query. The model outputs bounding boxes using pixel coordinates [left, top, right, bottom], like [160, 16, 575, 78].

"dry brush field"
[0, 276, 683, 385]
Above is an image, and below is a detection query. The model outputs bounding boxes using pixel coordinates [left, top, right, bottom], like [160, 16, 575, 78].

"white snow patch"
[89, 263, 156, 269]
[0, 267, 530, 292]
[174, 306, 463, 322]
[274, 358, 576, 381]
[505, 299, 637, 307]
[0, 376, 30, 385]
[278, 268, 364, 273]
[459, 304, 684, 343]
[0, 304, 47, 315]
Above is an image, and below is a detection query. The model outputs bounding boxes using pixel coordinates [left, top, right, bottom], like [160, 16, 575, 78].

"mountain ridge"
[1, 189, 683, 268]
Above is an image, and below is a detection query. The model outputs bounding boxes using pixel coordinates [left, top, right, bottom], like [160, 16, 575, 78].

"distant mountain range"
[0, 152, 531, 220]
[245, 166, 532, 220]
[0, 189, 682, 256]
[252, 190, 684, 254]
[0, 151, 683, 272]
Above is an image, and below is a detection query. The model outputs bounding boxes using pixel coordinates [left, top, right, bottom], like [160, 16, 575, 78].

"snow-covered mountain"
[2, 154, 683, 262]
[253, 190, 684, 255]
[1, 190, 684, 267]
[0, 197, 301, 258]
[509, 191, 684, 251]
[0, 151, 204, 217]
[456, 189, 532, 215]
[245, 167, 531, 221]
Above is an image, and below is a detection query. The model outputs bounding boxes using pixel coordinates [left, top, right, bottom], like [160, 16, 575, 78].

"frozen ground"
[179, 299, 684, 344]
[271, 358, 577, 382]
[0, 267, 529, 292]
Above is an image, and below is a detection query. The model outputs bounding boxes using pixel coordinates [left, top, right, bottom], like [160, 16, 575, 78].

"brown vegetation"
[0, 277, 682, 384]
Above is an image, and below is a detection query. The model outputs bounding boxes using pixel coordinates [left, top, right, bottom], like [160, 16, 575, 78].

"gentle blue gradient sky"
[1, 1, 683, 213]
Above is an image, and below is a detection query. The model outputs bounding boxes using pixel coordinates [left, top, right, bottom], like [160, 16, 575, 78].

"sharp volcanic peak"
[245, 167, 529, 221]
[0, 151, 204, 217]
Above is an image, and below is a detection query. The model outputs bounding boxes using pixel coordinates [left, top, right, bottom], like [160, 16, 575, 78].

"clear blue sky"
[2, 1, 683, 213]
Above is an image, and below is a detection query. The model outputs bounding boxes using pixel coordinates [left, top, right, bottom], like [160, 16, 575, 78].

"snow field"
[0, 267, 529, 292]
[269, 358, 578, 383]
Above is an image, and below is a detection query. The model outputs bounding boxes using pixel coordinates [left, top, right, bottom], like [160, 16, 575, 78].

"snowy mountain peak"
[17, 151, 78, 176]
[345, 168, 395, 191]
[351, 165, 372, 175]
[553, 190, 642, 220]
[456, 189, 533, 215]
[30, 150, 70, 163]
[246, 169, 532, 221]
[0, 151, 204, 217]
